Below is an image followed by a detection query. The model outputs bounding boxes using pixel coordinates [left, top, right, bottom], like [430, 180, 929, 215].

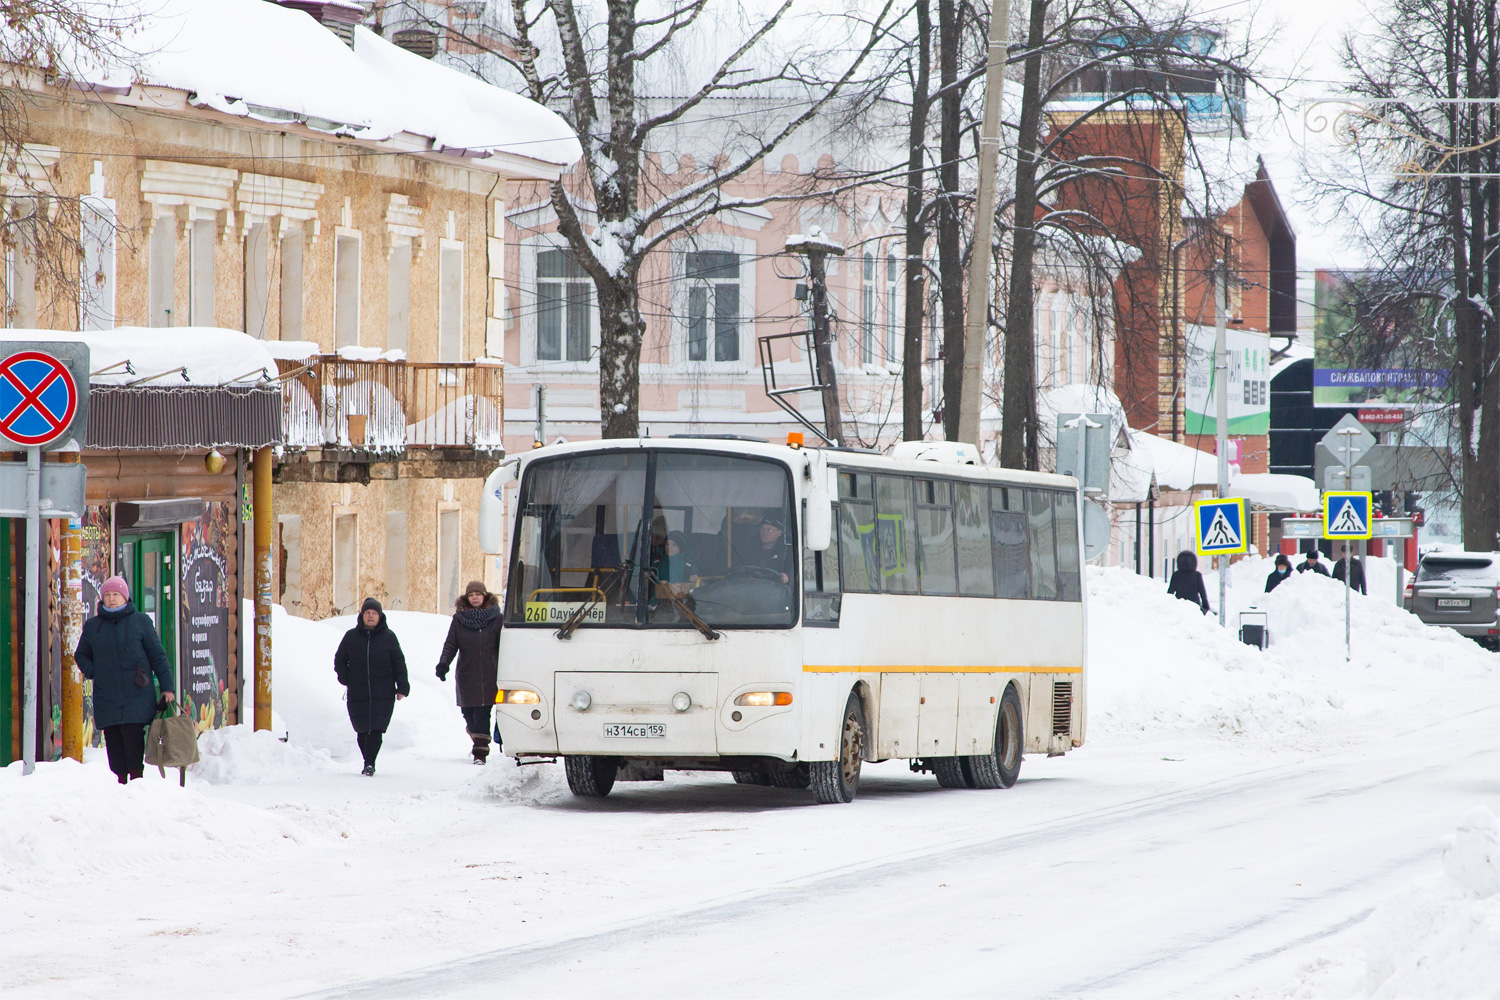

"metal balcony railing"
[276, 356, 504, 453]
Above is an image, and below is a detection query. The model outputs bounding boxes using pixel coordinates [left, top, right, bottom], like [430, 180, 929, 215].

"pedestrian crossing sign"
[1194, 498, 1248, 556]
[1323, 491, 1373, 539]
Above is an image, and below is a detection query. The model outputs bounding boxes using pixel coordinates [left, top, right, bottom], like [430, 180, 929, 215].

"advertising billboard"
[1184, 324, 1270, 435]
[1313, 270, 1450, 407]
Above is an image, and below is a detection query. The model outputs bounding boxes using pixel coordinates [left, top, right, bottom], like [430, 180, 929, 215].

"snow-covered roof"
[63, 0, 581, 174]
[1270, 341, 1314, 381]
[13, 328, 281, 386]
[1230, 472, 1320, 512]
[1129, 429, 1219, 492]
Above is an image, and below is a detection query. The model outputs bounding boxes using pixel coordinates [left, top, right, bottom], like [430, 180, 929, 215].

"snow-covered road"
[4, 562, 1497, 999]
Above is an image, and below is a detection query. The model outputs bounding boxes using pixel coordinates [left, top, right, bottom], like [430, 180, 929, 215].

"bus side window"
[991, 486, 1030, 598]
[954, 482, 994, 597]
[1027, 488, 1059, 600]
[804, 500, 842, 623]
[1053, 491, 1082, 601]
[915, 479, 957, 596]
[838, 496, 879, 593]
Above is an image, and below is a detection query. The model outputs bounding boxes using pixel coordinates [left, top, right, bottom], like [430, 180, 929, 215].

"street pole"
[22, 445, 39, 774]
[61, 472, 84, 762]
[1214, 259, 1229, 629]
[787, 233, 846, 447]
[957, 0, 1012, 446]
[534, 384, 546, 448]
[253, 446, 274, 731]
[1338, 428, 1357, 662]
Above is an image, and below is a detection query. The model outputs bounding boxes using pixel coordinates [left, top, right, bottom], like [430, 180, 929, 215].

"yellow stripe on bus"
[802, 664, 1084, 674]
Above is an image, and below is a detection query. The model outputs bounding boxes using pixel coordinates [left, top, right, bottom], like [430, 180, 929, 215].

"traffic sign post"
[1194, 498, 1247, 628]
[0, 343, 89, 775]
[1324, 490, 1373, 663]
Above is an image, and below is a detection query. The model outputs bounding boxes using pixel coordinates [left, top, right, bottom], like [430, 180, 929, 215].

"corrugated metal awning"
[85, 385, 282, 450]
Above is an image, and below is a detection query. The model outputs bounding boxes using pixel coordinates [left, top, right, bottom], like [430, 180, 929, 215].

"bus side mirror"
[478, 460, 518, 555]
[804, 462, 834, 552]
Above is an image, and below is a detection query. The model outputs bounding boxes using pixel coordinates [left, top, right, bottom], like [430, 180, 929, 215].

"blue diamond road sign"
[1194, 498, 1248, 556]
[1323, 491, 1373, 539]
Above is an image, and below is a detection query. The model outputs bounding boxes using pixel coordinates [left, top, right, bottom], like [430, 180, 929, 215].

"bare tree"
[1305, 0, 1500, 549]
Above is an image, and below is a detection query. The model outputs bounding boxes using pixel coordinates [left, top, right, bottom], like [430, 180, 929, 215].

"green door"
[119, 531, 178, 696]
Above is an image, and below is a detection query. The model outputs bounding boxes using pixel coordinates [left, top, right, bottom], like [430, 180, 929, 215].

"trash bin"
[1238, 608, 1269, 650]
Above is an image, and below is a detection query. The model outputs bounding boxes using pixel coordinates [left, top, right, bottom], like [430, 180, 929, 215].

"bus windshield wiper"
[648, 571, 721, 641]
[555, 561, 631, 640]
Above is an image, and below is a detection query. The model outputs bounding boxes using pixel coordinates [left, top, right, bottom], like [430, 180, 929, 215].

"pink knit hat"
[100, 576, 130, 602]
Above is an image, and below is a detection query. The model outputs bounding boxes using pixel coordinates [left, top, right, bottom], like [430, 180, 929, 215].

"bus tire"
[810, 693, 865, 804]
[932, 757, 972, 788]
[965, 685, 1024, 789]
[771, 763, 811, 788]
[564, 755, 617, 797]
[732, 771, 772, 786]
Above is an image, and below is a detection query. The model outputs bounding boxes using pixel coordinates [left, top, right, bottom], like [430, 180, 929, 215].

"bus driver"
[743, 516, 792, 583]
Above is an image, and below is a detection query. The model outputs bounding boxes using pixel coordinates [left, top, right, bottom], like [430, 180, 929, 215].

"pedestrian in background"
[1265, 553, 1293, 593]
[1298, 549, 1331, 576]
[436, 580, 501, 764]
[335, 597, 409, 776]
[1332, 544, 1367, 594]
[74, 575, 176, 784]
[1167, 550, 1212, 615]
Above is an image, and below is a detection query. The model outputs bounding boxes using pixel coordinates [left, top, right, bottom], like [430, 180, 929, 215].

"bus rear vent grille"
[1052, 682, 1073, 736]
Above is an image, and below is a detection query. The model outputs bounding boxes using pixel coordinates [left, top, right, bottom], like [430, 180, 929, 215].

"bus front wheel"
[965, 685, 1024, 789]
[564, 755, 618, 797]
[810, 693, 865, 804]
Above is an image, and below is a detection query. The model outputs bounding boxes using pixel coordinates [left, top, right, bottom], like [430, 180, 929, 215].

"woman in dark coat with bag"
[436, 581, 501, 764]
[334, 597, 409, 776]
[1166, 550, 1212, 614]
[74, 575, 176, 784]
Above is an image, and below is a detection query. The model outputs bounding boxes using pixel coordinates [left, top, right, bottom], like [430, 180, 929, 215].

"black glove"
[436, 665, 449, 681]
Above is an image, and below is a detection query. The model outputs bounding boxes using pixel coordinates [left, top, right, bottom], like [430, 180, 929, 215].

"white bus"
[477, 436, 1086, 804]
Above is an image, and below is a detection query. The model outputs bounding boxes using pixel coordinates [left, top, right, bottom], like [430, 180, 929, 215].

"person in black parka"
[334, 597, 409, 776]
[1167, 550, 1212, 614]
[75, 575, 176, 784]
[436, 580, 501, 764]
[1297, 548, 1331, 576]
[1265, 553, 1293, 593]
[1332, 544, 1367, 594]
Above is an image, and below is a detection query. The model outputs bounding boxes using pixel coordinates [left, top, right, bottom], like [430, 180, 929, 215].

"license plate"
[603, 723, 665, 739]
[1437, 598, 1472, 609]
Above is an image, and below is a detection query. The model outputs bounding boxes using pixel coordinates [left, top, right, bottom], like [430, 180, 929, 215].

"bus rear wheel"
[564, 755, 618, 797]
[964, 685, 1024, 789]
[732, 771, 772, 786]
[932, 757, 973, 788]
[771, 763, 811, 788]
[810, 693, 865, 804]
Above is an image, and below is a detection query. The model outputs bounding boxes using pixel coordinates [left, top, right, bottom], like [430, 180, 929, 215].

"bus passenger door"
[916, 673, 959, 757]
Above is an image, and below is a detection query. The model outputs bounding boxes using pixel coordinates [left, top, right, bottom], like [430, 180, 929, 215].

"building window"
[277, 514, 302, 615]
[437, 506, 461, 612]
[280, 229, 304, 341]
[685, 250, 740, 362]
[244, 222, 270, 338]
[861, 253, 875, 365]
[81, 196, 116, 331]
[885, 252, 900, 365]
[536, 246, 591, 362]
[387, 242, 411, 354]
[335, 233, 361, 348]
[149, 216, 174, 327]
[439, 242, 463, 362]
[385, 511, 408, 611]
[333, 512, 358, 616]
[189, 218, 215, 325]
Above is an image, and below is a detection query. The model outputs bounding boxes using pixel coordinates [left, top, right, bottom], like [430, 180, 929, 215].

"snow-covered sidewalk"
[2, 569, 1495, 999]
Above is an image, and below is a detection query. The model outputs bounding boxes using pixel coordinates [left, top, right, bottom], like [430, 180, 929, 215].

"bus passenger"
[334, 597, 410, 776]
[743, 516, 793, 584]
[1166, 550, 1211, 615]
[436, 581, 502, 765]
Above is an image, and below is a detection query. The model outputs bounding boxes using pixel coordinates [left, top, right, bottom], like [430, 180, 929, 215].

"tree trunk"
[937, 0, 964, 441]
[902, 0, 933, 441]
[998, 0, 1047, 472]
[596, 273, 645, 439]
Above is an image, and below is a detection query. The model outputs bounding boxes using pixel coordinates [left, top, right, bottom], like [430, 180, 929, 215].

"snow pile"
[190, 725, 339, 785]
[16, 327, 279, 386]
[1361, 806, 1500, 998]
[464, 758, 569, 806]
[1086, 564, 1493, 747]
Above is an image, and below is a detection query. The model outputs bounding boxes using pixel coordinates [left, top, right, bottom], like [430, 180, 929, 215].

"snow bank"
[190, 725, 339, 786]
[1361, 806, 1500, 999]
[1086, 564, 1494, 747]
[15, 326, 279, 385]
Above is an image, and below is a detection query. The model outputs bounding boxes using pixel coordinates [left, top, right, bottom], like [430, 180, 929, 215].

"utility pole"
[534, 384, 547, 448]
[1214, 257, 1229, 629]
[787, 231, 846, 446]
[957, 0, 1012, 446]
[1338, 426, 1359, 662]
[253, 446, 274, 732]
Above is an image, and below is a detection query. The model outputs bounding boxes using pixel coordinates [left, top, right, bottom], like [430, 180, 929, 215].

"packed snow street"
[4, 565, 1497, 999]
[5, 0, 1500, 998]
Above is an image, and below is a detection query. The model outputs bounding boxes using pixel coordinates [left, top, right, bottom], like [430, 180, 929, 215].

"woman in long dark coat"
[1166, 550, 1212, 614]
[436, 580, 501, 764]
[75, 575, 176, 784]
[334, 597, 409, 776]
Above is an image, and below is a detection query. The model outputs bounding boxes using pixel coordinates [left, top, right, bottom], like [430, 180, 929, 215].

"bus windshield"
[506, 450, 797, 629]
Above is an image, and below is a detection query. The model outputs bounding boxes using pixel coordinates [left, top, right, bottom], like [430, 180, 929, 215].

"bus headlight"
[571, 690, 592, 711]
[734, 692, 793, 707]
[496, 689, 541, 705]
[671, 692, 692, 713]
